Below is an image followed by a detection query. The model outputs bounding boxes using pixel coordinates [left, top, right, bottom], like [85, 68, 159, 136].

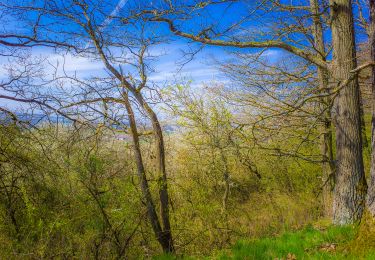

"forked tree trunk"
[310, 0, 335, 217]
[84, 9, 174, 252]
[122, 91, 174, 253]
[132, 92, 174, 253]
[366, 0, 375, 216]
[329, 0, 367, 224]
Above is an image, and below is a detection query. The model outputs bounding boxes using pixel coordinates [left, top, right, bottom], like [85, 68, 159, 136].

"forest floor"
[156, 221, 375, 259]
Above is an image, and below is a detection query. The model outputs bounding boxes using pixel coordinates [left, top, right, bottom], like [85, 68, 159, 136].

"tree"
[367, 0, 375, 215]
[167, 84, 244, 212]
[143, 0, 368, 223]
[1, 0, 174, 252]
[329, 0, 367, 224]
[310, 0, 335, 217]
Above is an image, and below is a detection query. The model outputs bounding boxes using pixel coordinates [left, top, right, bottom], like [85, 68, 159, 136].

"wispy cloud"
[101, 0, 129, 28]
[85, 0, 129, 49]
[146, 42, 228, 85]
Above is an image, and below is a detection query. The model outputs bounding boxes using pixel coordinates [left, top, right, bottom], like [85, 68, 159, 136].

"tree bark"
[85, 11, 174, 250]
[310, 0, 336, 217]
[132, 92, 174, 253]
[366, 0, 375, 216]
[329, 0, 367, 224]
[122, 91, 174, 253]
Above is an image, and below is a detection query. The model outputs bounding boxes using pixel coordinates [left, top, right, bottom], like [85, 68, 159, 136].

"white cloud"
[262, 49, 282, 57]
[48, 53, 104, 73]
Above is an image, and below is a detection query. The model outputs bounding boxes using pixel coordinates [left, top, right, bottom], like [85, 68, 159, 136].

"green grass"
[217, 225, 357, 259]
[155, 225, 375, 259]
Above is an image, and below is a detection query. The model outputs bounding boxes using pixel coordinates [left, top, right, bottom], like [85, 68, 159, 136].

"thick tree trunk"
[122, 92, 174, 253]
[329, 0, 367, 224]
[310, 0, 335, 217]
[133, 92, 174, 253]
[366, 0, 375, 216]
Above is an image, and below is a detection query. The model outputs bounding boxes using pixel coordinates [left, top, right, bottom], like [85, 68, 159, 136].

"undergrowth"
[155, 224, 375, 259]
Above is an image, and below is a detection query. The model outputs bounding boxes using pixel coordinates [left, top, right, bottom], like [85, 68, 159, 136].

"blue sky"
[0, 0, 283, 111]
[0, 0, 369, 113]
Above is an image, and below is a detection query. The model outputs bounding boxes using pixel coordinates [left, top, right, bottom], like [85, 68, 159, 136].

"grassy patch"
[217, 225, 365, 260]
[155, 224, 375, 259]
